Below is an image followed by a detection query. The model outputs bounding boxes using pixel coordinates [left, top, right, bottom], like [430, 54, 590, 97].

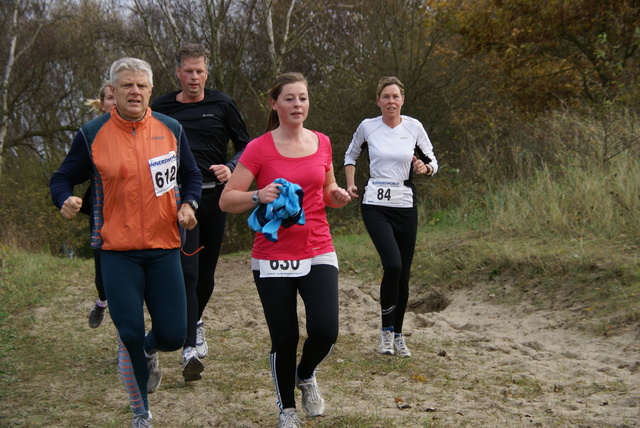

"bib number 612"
[155, 166, 176, 189]
[148, 151, 178, 197]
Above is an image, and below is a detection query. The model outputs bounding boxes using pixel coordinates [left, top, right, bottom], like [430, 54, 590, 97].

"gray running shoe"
[376, 330, 395, 355]
[131, 410, 153, 427]
[295, 372, 325, 416]
[278, 408, 301, 428]
[182, 346, 204, 382]
[88, 301, 107, 328]
[393, 333, 412, 358]
[195, 323, 208, 358]
[146, 352, 162, 393]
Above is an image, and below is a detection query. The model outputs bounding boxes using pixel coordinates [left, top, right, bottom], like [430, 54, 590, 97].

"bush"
[0, 156, 90, 257]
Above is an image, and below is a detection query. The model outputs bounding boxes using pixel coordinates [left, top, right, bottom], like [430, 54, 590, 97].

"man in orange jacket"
[50, 57, 201, 428]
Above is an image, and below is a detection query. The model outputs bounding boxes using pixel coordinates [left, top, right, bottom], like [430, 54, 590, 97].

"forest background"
[1, 0, 639, 255]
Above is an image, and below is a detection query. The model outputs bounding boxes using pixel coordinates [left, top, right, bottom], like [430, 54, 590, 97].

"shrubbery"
[2, 105, 638, 256]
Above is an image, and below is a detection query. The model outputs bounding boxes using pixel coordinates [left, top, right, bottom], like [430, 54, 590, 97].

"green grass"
[0, 245, 90, 320]
[1, 151, 639, 426]
[336, 224, 640, 335]
[1, 223, 638, 426]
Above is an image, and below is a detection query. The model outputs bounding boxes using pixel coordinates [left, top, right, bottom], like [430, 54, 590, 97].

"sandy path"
[197, 256, 640, 427]
[9, 254, 639, 427]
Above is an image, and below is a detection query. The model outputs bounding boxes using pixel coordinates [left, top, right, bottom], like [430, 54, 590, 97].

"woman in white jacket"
[344, 76, 438, 358]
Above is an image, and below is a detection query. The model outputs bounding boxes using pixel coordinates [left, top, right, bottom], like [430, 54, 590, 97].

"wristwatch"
[183, 199, 199, 212]
[251, 190, 260, 205]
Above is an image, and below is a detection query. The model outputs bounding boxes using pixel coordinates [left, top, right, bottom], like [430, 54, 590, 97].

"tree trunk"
[0, 0, 20, 178]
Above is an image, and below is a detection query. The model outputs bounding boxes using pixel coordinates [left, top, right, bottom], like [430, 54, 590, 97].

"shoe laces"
[183, 346, 197, 360]
[147, 352, 159, 371]
[298, 376, 322, 403]
[300, 377, 321, 402]
[279, 409, 300, 427]
[381, 330, 393, 346]
[132, 415, 151, 428]
[196, 325, 206, 344]
[395, 334, 408, 350]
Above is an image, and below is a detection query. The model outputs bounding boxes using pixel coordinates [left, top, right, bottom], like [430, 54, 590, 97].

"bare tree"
[264, 0, 296, 75]
[263, 0, 337, 77]
[0, 0, 19, 177]
[131, 0, 177, 74]
[0, 0, 46, 177]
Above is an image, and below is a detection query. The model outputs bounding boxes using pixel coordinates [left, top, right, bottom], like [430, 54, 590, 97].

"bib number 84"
[377, 188, 392, 201]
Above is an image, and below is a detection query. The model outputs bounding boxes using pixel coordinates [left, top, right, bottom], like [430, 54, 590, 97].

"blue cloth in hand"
[248, 178, 305, 242]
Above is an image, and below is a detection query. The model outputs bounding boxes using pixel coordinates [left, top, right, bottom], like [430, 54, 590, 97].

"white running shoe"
[393, 333, 412, 358]
[295, 372, 325, 416]
[195, 323, 208, 358]
[182, 346, 204, 382]
[278, 408, 301, 428]
[131, 410, 152, 427]
[376, 330, 395, 355]
[146, 352, 162, 393]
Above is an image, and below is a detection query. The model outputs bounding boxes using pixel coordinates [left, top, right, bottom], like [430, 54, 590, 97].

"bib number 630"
[270, 260, 300, 270]
[259, 258, 311, 278]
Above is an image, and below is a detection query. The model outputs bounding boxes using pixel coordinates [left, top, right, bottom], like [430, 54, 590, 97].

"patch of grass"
[334, 233, 380, 282]
[406, 227, 640, 334]
[311, 413, 435, 427]
[0, 246, 94, 403]
[2, 161, 640, 426]
[0, 245, 90, 320]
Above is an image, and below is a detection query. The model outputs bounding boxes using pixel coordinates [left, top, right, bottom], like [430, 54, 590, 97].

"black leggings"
[102, 248, 186, 412]
[88, 214, 107, 302]
[253, 264, 339, 410]
[361, 204, 418, 334]
[181, 187, 227, 348]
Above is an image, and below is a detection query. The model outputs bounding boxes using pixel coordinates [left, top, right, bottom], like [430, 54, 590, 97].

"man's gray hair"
[109, 57, 153, 87]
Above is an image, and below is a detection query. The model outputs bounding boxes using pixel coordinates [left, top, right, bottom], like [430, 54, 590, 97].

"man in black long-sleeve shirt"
[152, 43, 250, 382]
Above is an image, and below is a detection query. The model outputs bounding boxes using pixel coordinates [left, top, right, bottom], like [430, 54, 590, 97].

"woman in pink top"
[220, 72, 350, 428]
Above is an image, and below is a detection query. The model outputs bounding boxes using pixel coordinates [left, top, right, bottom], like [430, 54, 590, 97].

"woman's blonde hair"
[84, 80, 111, 114]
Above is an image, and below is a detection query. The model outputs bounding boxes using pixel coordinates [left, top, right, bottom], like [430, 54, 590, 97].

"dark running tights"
[253, 264, 339, 410]
[88, 215, 107, 301]
[101, 248, 187, 411]
[180, 187, 227, 348]
[361, 204, 418, 334]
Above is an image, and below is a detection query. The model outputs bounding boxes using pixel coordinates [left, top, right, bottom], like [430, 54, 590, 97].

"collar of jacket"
[110, 107, 153, 133]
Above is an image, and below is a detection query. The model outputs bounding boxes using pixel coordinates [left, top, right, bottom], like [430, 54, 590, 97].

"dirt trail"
[11, 254, 640, 427]
[205, 256, 640, 427]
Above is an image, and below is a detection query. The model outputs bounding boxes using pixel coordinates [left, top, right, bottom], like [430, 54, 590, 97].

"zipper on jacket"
[132, 128, 146, 248]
